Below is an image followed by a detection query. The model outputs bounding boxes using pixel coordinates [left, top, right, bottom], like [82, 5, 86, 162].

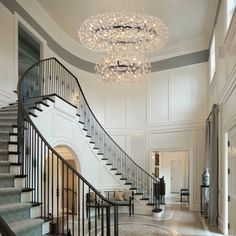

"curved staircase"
[0, 58, 158, 235]
[0, 103, 46, 236]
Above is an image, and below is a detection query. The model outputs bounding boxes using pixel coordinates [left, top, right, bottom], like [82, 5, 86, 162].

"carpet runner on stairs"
[0, 103, 44, 236]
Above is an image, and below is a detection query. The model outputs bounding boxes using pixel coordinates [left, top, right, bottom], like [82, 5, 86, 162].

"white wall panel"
[105, 83, 127, 127]
[149, 130, 194, 148]
[130, 132, 147, 168]
[129, 81, 147, 126]
[0, 4, 17, 107]
[149, 71, 169, 124]
[170, 66, 193, 122]
[195, 129, 205, 186]
[193, 64, 208, 120]
[110, 134, 127, 151]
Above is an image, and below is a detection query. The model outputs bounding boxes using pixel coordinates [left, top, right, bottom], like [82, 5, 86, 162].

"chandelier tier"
[78, 11, 169, 53]
[95, 53, 151, 82]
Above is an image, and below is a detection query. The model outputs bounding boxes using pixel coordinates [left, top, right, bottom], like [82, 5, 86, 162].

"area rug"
[96, 222, 181, 236]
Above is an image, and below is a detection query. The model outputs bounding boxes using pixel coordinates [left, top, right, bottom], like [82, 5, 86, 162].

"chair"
[180, 188, 189, 202]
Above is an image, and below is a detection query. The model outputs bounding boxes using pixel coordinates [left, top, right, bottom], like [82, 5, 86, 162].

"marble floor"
[54, 194, 223, 235]
[112, 194, 223, 236]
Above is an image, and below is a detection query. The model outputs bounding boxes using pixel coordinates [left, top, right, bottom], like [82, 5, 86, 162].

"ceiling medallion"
[78, 11, 168, 82]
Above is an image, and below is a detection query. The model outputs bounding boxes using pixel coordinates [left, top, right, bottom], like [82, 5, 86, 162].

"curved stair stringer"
[30, 95, 131, 191]
[31, 94, 156, 215]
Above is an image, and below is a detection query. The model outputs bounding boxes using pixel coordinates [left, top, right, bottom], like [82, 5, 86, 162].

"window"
[227, 0, 236, 31]
[209, 31, 216, 83]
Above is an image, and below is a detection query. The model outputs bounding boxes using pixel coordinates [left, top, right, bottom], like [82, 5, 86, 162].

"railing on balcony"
[17, 57, 158, 235]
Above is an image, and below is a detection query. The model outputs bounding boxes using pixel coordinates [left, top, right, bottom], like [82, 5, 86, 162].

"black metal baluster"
[72, 173, 75, 235]
[78, 176, 80, 235]
[33, 129, 36, 202]
[62, 163, 65, 234]
[56, 157, 59, 234]
[101, 199, 104, 236]
[88, 188, 91, 236]
[51, 152, 54, 221]
[44, 143, 46, 218]
[47, 147, 50, 218]
[40, 138, 43, 217]
[66, 166, 69, 234]
[82, 182, 85, 236]
[36, 133, 39, 203]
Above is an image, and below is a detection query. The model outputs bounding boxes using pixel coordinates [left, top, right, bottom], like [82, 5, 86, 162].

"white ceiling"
[37, 0, 218, 60]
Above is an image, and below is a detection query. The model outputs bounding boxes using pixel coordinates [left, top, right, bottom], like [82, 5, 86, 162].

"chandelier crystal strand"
[78, 11, 169, 53]
[95, 53, 151, 82]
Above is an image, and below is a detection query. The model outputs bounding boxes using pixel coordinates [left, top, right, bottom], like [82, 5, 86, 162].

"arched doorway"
[54, 145, 81, 216]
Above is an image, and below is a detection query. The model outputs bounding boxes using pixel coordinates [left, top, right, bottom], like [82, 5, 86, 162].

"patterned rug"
[96, 222, 181, 236]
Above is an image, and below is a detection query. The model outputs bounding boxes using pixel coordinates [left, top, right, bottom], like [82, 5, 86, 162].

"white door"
[170, 159, 183, 193]
[228, 128, 236, 235]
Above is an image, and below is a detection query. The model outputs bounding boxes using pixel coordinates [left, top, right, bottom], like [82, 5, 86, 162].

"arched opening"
[54, 145, 81, 216]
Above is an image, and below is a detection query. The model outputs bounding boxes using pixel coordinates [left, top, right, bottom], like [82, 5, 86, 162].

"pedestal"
[200, 185, 209, 218]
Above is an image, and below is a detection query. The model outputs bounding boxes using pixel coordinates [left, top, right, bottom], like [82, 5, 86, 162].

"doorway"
[54, 145, 80, 215]
[152, 151, 189, 199]
[18, 25, 40, 78]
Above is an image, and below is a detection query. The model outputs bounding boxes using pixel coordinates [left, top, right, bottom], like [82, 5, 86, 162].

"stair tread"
[9, 218, 44, 233]
[0, 117, 17, 119]
[0, 173, 14, 178]
[0, 149, 8, 153]
[0, 202, 31, 212]
[0, 123, 16, 126]
[0, 161, 10, 165]
[0, 187, 21, 193]
[0, 139, 9, 142]
[0, 131, 10, 134]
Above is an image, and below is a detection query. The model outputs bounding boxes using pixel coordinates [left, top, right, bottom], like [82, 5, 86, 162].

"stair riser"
[0, 192, 21, 205]
[0, 177, 14, 188]
[10, 165, 21, 175]
[0, 133, 9, 140]
[0, 152, 8, 161]
[14, 178, 25, 188]
[0, 164, 10, 173]
[30, 206, 41, 218]
[9, 144, 17, 152]
[0, 141, 8, 149]
[10, 135, 17, 142]
[21, 191, 32, 203]
[42, 221, 50, 235]
[16, 225, 42, 236]
[0, 207, 30, 224]
[9, 154, 18, 162]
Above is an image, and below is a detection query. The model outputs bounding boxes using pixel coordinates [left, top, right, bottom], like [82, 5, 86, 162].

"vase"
[202, 168, 210, 186]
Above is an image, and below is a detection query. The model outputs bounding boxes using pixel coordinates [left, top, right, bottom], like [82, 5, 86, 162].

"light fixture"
[78, 11, 169, 53]
[95, 53, 151, 82]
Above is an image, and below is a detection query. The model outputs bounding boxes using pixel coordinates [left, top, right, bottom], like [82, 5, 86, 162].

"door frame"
[14, 12, 47, 87]
[148, 148, 193, 210]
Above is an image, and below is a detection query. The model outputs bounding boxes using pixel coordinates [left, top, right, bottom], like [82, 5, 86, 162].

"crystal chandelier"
[79, 12, 169, 53]
[95, 53, 151, 82]
[78, 10, 168, 82]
